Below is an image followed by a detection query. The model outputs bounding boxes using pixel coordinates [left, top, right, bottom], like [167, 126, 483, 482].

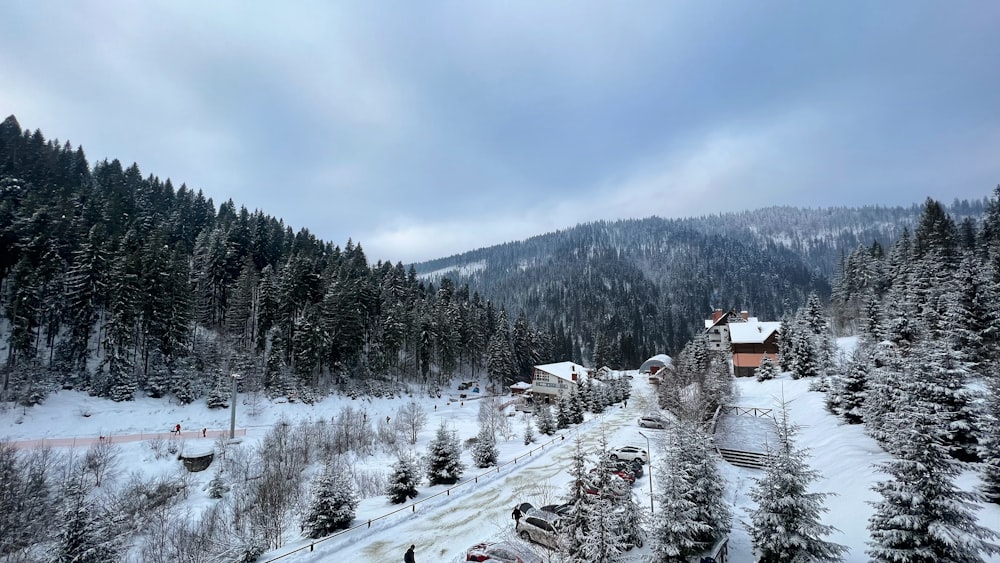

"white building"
[530, 361, 588, 403]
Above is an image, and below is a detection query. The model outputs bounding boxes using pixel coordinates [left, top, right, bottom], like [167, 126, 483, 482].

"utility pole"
[229, 373, 241, 439]
[639, 431, 654, 514]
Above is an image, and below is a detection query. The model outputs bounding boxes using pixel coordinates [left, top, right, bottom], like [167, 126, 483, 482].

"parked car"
[465, 541, 533, 562]
[610, 445, 648, 464]
[605, 459, 642, 479]
[539, 503, 572, 517]
[590, 465, 636, 485]
[582, 475, 630, 500]
[638, 415, 667, 429]
[516, 508, 561, 550]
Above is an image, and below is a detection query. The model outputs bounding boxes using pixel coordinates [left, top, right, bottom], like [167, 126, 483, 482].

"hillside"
[412, 200, 986, 364]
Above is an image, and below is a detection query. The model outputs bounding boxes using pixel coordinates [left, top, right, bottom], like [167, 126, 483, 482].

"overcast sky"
[2, 2, 998, 264]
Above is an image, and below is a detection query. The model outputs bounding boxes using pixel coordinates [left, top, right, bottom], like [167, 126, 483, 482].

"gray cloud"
[1, 1, 997, 263]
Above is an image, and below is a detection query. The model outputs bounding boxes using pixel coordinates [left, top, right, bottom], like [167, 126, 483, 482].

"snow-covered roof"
[509, 381, 532, 390]
[639, 354, 673, 372]
[533, 361, 588, 382]
[729, 321, 781, 344]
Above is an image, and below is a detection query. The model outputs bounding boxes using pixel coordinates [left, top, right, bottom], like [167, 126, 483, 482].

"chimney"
[571, 366, 578, 381]
[712, 309, 723, 322]
[740, 310, 749, 321]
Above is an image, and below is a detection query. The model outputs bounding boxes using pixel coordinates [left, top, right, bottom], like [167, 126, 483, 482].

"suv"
[609, 445, 648, 464]
[638, 415, 667, 429]
[516, 508, 561, 550]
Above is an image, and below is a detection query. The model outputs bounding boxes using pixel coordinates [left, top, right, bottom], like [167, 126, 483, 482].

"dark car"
[605, 459, 642, 479]
[539, 503, 572, 517]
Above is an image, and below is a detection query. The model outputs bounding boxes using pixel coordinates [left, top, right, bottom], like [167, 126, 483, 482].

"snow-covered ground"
[2, 340, 998, 562]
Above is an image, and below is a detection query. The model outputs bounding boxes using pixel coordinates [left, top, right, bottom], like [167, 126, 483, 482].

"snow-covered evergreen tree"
[206, 368, 231, 408]
[302, 463, 359, 538]
[523, 415, 535, 445]
[560, 439, 596, 562]
[569, 389, 585, 424]
[686, 428, 731, 546]
[579, 432, 627, 562]
[789, 328, 820, 380]
[471, 426, 499, 468]
[386, 452, 421, 504]
[755, 355, 777, 382]
[836, 347, 870, 424]
[207, 466, 229, 499]
[55, 476, 121, 563]
[556, 393, 572, 429]
[536, 404, 557, 435]
[748, 405, 847, 562]
[981, 371, 1000, 504]
[867, 361, 1000, 561]
[425, 421, 465, 485]
[650, 424, 710, 561]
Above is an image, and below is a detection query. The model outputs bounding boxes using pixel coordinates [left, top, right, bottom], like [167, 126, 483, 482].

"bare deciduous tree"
[395, 402, 427, 445]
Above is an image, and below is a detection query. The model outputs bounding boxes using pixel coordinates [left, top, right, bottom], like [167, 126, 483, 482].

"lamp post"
[638, 430, 654, 514]
[229, 373, 241, 439]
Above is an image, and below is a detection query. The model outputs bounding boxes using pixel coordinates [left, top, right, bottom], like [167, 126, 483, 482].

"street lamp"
[229, 373, 241, 439]
[638, 430, 654, 514]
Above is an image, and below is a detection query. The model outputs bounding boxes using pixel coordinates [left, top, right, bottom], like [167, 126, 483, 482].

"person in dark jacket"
[404, 544, 416, 563]
[512, 506, 522, 522]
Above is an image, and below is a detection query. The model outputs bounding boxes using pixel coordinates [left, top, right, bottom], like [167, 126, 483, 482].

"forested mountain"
[1, 113, 992, 410]
[413, 199, 985, 365]
[0, 115, 552, 407]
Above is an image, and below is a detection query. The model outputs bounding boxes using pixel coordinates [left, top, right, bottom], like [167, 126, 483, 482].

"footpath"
[8, 428, 247, 449]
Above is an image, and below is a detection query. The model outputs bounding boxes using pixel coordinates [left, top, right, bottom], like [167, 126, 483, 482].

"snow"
[2, 336, 998, 562]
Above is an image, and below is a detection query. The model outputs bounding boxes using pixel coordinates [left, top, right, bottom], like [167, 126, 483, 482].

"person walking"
[404, 544, 416, 563]
[512, 505, 522, 523]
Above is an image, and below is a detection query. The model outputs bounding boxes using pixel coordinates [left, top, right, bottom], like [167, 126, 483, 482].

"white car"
[516, 508, 561, 550]
[609, 445, 648, 464]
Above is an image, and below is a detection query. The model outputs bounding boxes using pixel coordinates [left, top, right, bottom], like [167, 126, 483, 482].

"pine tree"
[206, 369, 231, 409]
[686, 429, 731, 546]
[523, 415, 535, 445]
[789, 328, 819, 380]
[207, 467, 229, 499]
[536, 404, 557, 435]
[836, 347, 870, 424]
[471, 426, 499, 468]
[560, 439, 595, 561]
[55, 476, 120, 563]
[569, 389, 585, 424]
[867, 361, 1000, 561]
[581, 441, 627, 563]
[748, 405, 848, 562]
[556, 393, 572, 430]
[981, 371, 1000, 504]
[755, 355, 777, 382]
[487, 310, 516, 388]
[425, 421, 465, 485]
[302, 463, 359, 538]
[650, 425, 710, 561]
[386, 452, 421, 504]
